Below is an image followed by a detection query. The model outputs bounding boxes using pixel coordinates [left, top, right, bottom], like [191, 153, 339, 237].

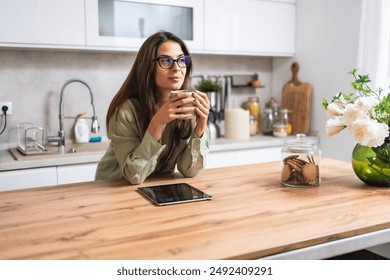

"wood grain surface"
[282, 62, 312, 135]
[1, 158, 390, 260]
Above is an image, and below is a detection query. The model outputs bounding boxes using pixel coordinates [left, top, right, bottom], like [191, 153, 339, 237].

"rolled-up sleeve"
[177, 128, 210, 177]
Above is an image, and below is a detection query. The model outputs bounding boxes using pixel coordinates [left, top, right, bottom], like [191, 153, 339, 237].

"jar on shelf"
[247, 97, 260, 134]
[281, 134, 321, 187]
[279, 108, 292, 135]
[261, 108, 274, 135]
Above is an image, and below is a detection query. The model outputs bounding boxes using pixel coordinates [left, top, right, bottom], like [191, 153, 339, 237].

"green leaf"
[322, 98, 329, 109]
[348, 68, 358, 75]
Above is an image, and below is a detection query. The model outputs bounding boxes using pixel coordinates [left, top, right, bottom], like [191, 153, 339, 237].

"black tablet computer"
[137, 183, 212, 206]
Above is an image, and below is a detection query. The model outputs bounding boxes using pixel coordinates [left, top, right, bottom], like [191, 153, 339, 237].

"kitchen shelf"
[231, 74, 264, 88]
[231, 84, 265, 88]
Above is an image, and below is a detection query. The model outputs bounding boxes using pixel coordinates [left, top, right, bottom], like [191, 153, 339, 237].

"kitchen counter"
[0, 142, 109, 171]
[1, 158, 389, 260]
[0, 135, 295, 171]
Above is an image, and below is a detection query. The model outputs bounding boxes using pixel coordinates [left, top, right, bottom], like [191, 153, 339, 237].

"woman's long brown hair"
[106, 31, 193, 142]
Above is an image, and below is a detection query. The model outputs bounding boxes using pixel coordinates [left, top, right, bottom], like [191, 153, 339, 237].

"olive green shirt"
[95, 99, 210, 184]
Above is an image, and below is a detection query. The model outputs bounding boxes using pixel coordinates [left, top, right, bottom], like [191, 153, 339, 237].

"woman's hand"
[148, 91, 196, 140]
[193, 90, 210, 137]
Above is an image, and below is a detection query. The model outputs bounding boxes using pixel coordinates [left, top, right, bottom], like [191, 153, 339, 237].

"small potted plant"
[197, 79, 222, 135]
[197, 79, 221, 93]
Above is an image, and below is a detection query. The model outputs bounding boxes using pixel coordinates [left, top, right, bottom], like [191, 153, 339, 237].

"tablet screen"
[137, 183, 212, 206]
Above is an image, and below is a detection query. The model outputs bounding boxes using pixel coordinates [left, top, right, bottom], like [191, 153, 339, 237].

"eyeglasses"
[153, 55, 191, 69]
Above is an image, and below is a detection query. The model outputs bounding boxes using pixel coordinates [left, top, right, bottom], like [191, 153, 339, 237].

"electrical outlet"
[0, 102, 12, 115]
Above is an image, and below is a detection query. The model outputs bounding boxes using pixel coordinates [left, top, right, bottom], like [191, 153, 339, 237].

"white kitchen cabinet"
[206, 150, 237, 169]
[207, 146, 281, 169]
[204, 0, 295, 56]
[235, 147, 281, 165]
[0, 0, 295, 56]
[0, 167, 57, 191]
[57, 163, 98, 184]
[0, 163, 98, 191]
[85, 0, 204, 51]
[0, 0, 85, 47]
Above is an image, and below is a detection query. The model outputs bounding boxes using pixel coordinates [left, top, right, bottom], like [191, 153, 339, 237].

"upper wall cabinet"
[204, 0, 295, 56]
[85, 0, 204, 51]
[0, 0, 85, 48]
[0, 0, 295, 56]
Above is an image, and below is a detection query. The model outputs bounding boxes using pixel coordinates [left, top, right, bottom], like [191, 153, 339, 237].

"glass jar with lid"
[279, 108, 292, 135]
[273, 123, 288, 137]
[261, 108, 274, 135]
[247, 97, 260, 134]
[281, 134, 321, 187]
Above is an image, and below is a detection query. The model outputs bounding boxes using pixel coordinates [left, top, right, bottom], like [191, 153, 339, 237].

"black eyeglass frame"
[153, 55, 191, 69]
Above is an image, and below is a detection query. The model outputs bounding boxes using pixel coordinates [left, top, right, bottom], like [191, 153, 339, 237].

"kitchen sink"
[9, 141, 109, 161]
[53, 141, 109, 154]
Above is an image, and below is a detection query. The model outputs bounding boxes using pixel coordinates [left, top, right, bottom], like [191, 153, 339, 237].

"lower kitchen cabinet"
[207, 150, 237, 169]
[57, 163, 98, 185]
[0, 167, 57, 191]
[236, 147, 282, 165]
[206, 147, 281, 169]
[0, 163, 98, 191]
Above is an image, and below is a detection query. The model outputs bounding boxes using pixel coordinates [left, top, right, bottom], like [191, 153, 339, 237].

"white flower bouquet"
[322, 69, 390, 147]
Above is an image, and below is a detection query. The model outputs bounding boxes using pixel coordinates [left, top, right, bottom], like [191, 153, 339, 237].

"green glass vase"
[351, 137, 390, 187]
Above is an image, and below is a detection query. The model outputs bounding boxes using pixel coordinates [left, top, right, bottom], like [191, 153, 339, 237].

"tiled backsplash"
[0, 49, 274, 148]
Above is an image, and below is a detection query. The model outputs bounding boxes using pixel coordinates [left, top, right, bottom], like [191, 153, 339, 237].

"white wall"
[273, 0, 362, 162]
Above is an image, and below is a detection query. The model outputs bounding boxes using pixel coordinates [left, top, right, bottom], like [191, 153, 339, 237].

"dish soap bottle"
[74, 112, 90, 143]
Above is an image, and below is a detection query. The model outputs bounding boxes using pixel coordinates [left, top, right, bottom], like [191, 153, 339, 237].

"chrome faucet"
[48, 79, 99, 148]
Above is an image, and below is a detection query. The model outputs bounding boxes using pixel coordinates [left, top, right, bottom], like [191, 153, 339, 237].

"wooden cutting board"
[282, 62, 312, 135]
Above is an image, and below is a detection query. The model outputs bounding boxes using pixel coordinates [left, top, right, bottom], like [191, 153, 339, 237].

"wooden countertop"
[1, 158, 390, 260]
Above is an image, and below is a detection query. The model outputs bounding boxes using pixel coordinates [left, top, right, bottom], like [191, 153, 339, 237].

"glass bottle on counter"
[281, 134, 321, 187]
[247, 97, 260, 134]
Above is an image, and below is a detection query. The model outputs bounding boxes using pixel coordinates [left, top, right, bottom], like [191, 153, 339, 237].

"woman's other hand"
[193, 90, 210, 137]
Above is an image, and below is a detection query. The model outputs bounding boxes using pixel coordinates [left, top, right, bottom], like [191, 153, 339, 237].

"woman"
[95, 31, 210, 184]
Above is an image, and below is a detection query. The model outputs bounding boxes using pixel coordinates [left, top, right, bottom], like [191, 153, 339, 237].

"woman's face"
[154, 41, 187, 96]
